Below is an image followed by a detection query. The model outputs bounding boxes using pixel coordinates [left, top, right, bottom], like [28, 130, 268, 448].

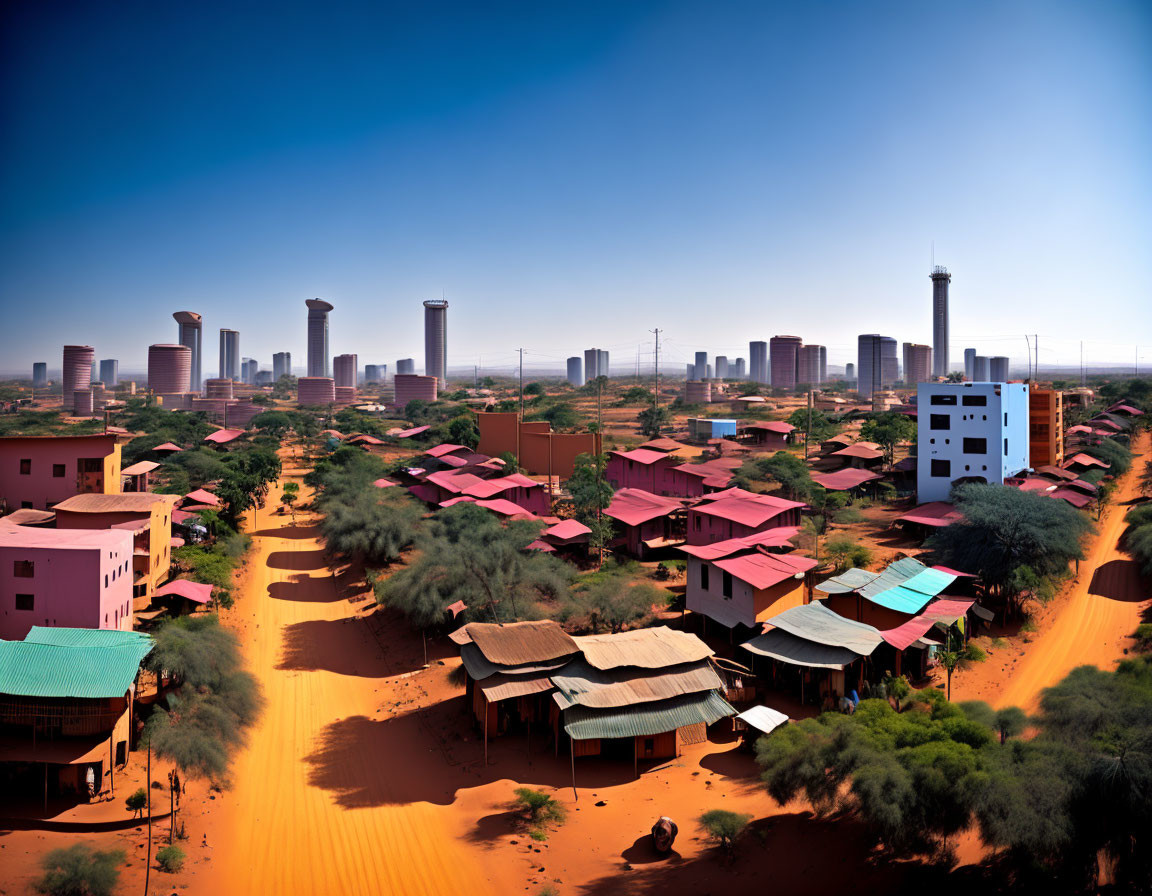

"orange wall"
[753, 578, 807, 623]
[477, 412, 601, 479]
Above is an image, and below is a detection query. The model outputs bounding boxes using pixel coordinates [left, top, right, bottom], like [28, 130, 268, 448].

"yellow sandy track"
[201, 466, 498, 896]
[989, 431, 1150, 711]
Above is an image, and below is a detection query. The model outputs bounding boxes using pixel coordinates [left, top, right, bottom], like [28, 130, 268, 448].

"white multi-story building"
[917, 382, 1030, 502]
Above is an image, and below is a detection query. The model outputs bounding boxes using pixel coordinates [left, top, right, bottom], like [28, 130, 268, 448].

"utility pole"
[596, 376, 604, 568]
[650, 328, 662, 406]
[1034, 334, 1039, 382]
[519, 348, 524, 418]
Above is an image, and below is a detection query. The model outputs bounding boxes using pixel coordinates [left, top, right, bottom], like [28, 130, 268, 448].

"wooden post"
[570, 737, 577, 801]
[43, 763, 47, 815]
[109, 732, 114, 797]
[145, 742, 152, 896]
[483, 698, 488, 767]
[633, 738, 638, 779]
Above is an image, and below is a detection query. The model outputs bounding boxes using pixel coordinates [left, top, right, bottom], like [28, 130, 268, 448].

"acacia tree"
[734, 451, 815, 501]
[375, 502, 573, 627]
[561, 576, 671, 633]
[637, 404, 671, 438]
[929, 483, 1093, 616]
[860, 412, 917, 465]
[566, 452, 615, 563]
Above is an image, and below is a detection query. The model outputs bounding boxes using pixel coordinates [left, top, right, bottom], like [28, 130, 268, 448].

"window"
[930, 414, 951, 431]
[722, 571, 733, 598]
[15, 594, 34, 611]
[19, 458, 31, 475]
[105, 574, 109, 588]
[930, 394, 957, 406]
[20, 501, 32, 509]
[963, 438, 987, 454]
[700, 564, 710, 590]
[931, 459, 951, 478]
[13, 560, 34, 578]
[962, 394, 987, 406]
[52, 463, 65, 477]
[694, 515, 701, 531]
[1005, 438, 1009, 456]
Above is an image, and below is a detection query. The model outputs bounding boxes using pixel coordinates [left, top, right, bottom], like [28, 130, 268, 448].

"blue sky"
[1, 0, 1149, 376]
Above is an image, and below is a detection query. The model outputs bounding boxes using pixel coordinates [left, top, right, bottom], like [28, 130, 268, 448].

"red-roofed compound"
[686, 487, 806, 545]
[604, 488, 686, 558]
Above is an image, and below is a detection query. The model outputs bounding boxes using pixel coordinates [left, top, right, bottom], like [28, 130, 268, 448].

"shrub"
[35, 844, 125, 896]
[156, 844, 186, 873]
[1134, 623, 1152, 652]
[825, 538, 872, 573]
[512, 787, 566, 839]
[698, 810, 752, 855]
[125, 787, 147, 816]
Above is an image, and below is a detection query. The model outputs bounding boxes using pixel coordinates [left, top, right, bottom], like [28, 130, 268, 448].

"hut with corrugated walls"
[450, 621, 579, 761]
[553, 627, 734, 773]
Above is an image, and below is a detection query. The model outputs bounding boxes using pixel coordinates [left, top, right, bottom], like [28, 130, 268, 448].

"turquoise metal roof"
[562, 690, 734, 741]
[24, 627, 153, 650]
[819, 559, 956, 614]
[0, 630, 153, 699]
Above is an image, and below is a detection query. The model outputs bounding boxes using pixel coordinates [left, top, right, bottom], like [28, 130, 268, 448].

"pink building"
[0, 434, 122, 513]
[394, 374, 438, 411]
[298, 377, 336, 406]
[606, 449, 680, 494]
[0, 523, 134, 640]
[147, 344, 192, 395]
[603, 488, 686, 558]
[62, 345, 94, 413]
[334, 353, 357, 388]
[686, 487, 806, 545]
[419, 470, 549, 514]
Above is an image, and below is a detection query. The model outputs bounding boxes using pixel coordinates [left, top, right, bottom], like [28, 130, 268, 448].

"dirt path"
[955, 431, 1150, 713]
[202, 462, 510, 896]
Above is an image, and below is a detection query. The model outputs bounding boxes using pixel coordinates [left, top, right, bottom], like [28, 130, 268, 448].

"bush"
[35, 844, 125, 896]
[156, 844, 186, 873]
[513, 788, 566, 839]
[125, 787, 147, 815]
[1134, 623, 1152, 652]
[825, 538, 871, 572]
[698, 809, 752, 855]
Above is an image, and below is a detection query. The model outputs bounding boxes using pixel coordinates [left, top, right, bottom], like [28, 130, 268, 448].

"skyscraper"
[769, 336, 803, 391]
[306, 298, 333, 377]
[32, 362, 47, 388]
[567, 356, 583, 387]
[857, 334, 898, 399]
[272, 352, 292, 380]
[973, 355, 990, 381]
[989, 356, 1010, 382]
[694, 351, 708, 381]
[334, 353, 357, 388]
[423, 299, 448, 385]
[219, 329, 240, 380]
[797, 344, 823, 386]
[715, 356, 729, 379]
[903, 343, 933, 385]
[931, 266, 951, 377]
[845, 362, 856, 383]
[819, 346, 827, 386]
[733, 358, 746, 379]
[598, 350, 609, 379]
[98, 359, 119, 387]
[173, 311, 203, 393]
[396, 358, 416, 375]
[964, 348, 977, 382]
[62, 345, 94, 413]
[749, 341, 768, 384]
[148, 344, 192, 394]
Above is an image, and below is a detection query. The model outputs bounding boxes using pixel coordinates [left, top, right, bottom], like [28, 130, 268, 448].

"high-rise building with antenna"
[931, 266, 951, 377]
[173, 311, 203, 393]
[306, 299, 333, 377]
[423, 299, 448, 385]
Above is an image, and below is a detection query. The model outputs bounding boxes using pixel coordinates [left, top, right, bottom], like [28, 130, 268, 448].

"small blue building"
[688, 417, 738, 441]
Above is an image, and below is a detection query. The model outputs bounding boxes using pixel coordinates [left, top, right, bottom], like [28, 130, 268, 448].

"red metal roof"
[153, 442, 183, 452]
[153, 579, 214, 604]
[920, 598, 976, 625]
[183, 488, 220, 507]
[121, 461, 160, 476]
[879, 615, 937, 650]
[203, 429, 246, 444]
[638, 438, 685, 452]
[526, 539, 556, 552]
[440, 497, 534, 517]
[713, 551, 816, 590]
[426, 443, 469, 458]
[424, 470, 486, 494]
[897, 502, 962, 528]
[387, 425, 431, 438]
[373, 478, 399, 488]
[1064, 453, 1109, 469]
[544, 519, 592, 541]
[611, 448, 675, 465]
[1107, 403, 1142, 416]
[690, 487, 806, 527]
[743, 421, 795, 434]
[1050, 488, 1094, 508]
[1036, 464, 1077, 481]
[810, 468, 883, 491]
[678, 526, 801, 560]
[321, 429, 344, 439]
[830, 444, 884, 460]
[408, 483, 440, 503]
[347, 434, 385, 445]
[604, 488, 685, 527]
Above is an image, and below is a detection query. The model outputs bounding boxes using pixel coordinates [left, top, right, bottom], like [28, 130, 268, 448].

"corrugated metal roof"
[896, 502, 963, 527]
[153, 580, 214, 603]
[24, 627, 152, 649]
[810, 468, 883, 491]
[0, 632, 153, 698]
[575, 627, 712, 670]
[562, 690, 734, 741]
[610, 448, 675, 465]
[766, 602, 883, 654]
[604, 489, 685, 527]
[121, 460, 160, 476]
[459, 642, 573, 680]
[464, 620, 578, 667]
[689, 488, 806, 527]
[741, 628, 860, 669]
[713, 551, 817, 591]
[678, 527, 800, 560]
[425, 443, 468, 457]
[55, 493, 180, 513]
[552, 658, 723, 710]
[478, 671, 555, 703]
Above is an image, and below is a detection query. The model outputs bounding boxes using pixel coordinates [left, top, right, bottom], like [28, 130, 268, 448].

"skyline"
[2, 1, 1150, 373]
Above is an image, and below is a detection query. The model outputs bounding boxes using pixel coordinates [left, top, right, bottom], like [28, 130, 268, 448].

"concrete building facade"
[973, 355, 990, 381]
[396, 358, 416, 376]
[964, 348, 976, 382]
[272, 352, 291, 380]
[989, 357, 1010, 382]
[797, 344, 823, 387]
[423, 299, 448, 385]
[148, 344, 191, 395]
[749, 341, 768, 384]
[902, 343, 933, 385]
[931, 266, 951, 377]
[567, 356, 584, 387]
[306, 299, 333, 377]
[769, 336, 803, 391]
[173, 311, 202, 392]
[916, 382, 1030, 502]
[0, 526, 133, 640]
[715, 356, 729, 379]
[98, 359, 119, 387]
[0, 434, 122, 513]
[734, 358, 746, 379]
[297, 377, 336, 406]
[219, 329, 240, 381]
[394, 374, 438, 411]
[857, 334, 898, 399]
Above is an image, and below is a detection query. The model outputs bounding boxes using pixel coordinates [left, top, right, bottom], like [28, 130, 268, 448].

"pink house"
[605, 449, 681, 494]
[422, 470, 549, 514]
[603, 488, 686, 558]
[0, 434, 122, 513]
[686, 487, 806, 545]
[0, 523, 134, 640]
[740, 421, 795, 448]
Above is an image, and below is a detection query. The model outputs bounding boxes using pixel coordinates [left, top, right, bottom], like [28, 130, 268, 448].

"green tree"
[734, 451, 815, 501]
[561, 577, 671, 633]
[318, 489, 422, 566]
[860, 412, 917, 465]
[533, 401, 580, 430]
[375, 503, 572, 627]
[250, 410, 293, 440]
[34, 844, 125, 896]
[512, 787, 566, 839]
[566, 452, 615, 562]
[156, 845, 186, 873]
[929, 484, 1092, 617]
[786, 408, 839, 444]
[125, 787, 148, 818]
[637, 404, 672, 438]
[524, 382, 545, 396]
[446, 412, 480, 449]
[698, 810, 752, 858]
[824, 538, 871, 573]
[280, 481, 299, 520]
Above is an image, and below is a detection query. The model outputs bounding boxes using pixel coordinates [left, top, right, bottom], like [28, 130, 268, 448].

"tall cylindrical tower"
[973, 355, 990, 381]
[423, 299, 448, 385]
[749, 341, 768, 384]
[62, 345, 95, 412]
[306, 299, 333, 377]
[99, 359, 119, 387]
[989, 356, 1010, 382]
[931, 266, 951, 378]
[334, 353, 357, 388]
[567, 356, 583, 387]
[694, 351, 708, 381]
[219, 329, 240, 380]
[174, 311, 203, 393]
[769, 336, 803, 390]
[715, 356, 729, 379]
[73, 388, 94, 416]
[32, 362, 47, 388]
[964, 348, 976, 382]
[298, 377, 336, 406]
[148, 344, 192, 395]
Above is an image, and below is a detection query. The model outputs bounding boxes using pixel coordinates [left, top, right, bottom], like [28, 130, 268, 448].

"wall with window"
[0, 530, 133, 639]
[916, 382, 1030, 502]
[0, 435, 121, 511]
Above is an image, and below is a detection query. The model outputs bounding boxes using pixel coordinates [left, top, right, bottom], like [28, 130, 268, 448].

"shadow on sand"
[266, 548, 329, 571]
[251, 523, 321, 540]
[278, 618, 391, 677]
[1088, 559, 1148, 602]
